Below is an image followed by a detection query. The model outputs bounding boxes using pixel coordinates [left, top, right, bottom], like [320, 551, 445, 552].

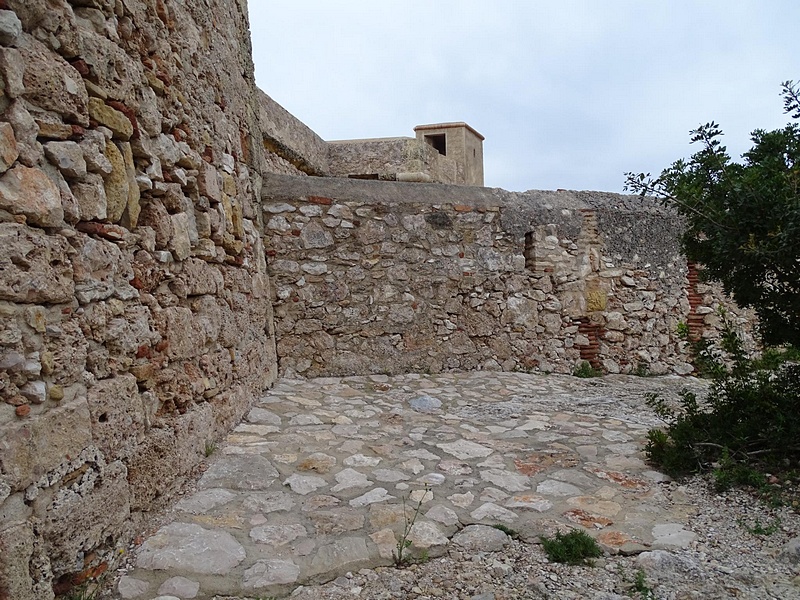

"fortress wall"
[263, 174, 751, 378]
[257, 89, 329, 176]
[0, 1, 282, 597]
[328, 137, 458, 183]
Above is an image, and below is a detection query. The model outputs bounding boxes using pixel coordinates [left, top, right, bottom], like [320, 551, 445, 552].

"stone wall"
[263, 174, 750, 378]
[328, 136, 458, 184]
[0, 1, 286, 597]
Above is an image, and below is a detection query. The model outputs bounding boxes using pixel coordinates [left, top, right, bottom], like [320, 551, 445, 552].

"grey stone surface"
[199, 455, 279, 490]
[157, 576, 200, 598]
[452, 524, 511, 552]
[243, 559, 301, 588]
[117, 576, 150, 598]
[779, 537, 800, 564]
[122, 373, 726, 598]
[136, 523, 246, 575]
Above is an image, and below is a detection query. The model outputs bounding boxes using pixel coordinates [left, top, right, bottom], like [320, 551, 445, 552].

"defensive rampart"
[0, 1, 286, 597]
[263, 174, 748, 378]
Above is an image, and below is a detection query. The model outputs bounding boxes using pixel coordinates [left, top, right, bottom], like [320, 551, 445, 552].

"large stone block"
[0, 392, 92, 490]
[86, 374, 145, 462]
[40, 460, 131, 576]
[0, 522, 44, 600]
[71, 234, 137, 304]
[16, 34, 88, 125]
[158, 307, 200, 360]
[180, 258, 224, 296]
[0, 122, 19, 174]
[0, 223, 74, 304]
[138, 198, 173, 249]
[44, 141, 87, 180]
[71, 173, 108, 221]
[119, 142, 140, 229]
[0, 165, 64, 228]
[102, 140, 129, 224]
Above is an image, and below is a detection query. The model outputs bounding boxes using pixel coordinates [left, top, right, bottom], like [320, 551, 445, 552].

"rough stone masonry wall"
[264, 175, 751, 379]
[0, 1, 289, 598]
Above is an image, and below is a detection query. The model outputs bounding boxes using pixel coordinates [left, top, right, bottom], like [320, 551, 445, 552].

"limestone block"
[44, 141, 87, 179]
[152, 133, 182, 169]
[0, 47, 25, 99]
[80, 130, 112, 176]
[102, 140, 129, 223]
[0, 392, 92, 490]
[88, 98, 132, 141]
[0, 522, 41, 600]
[605, 311, 628, 331]
[34, 117, 74, 141]
[0, 164, 63, 227]
[0, 223, 74, 303]
[71, 173, 108, 221]
[71, 234, 136, 304]
[181, 258, 223, 296]
[300, 221, 334, 249]
[231, 198, 244, 239]
[3, 101, 40, 167]
[76, 25, 144, 104]
[158, 306, 200, 360]
[41, 460, 131, 576]
[0, 10, 22, 46]
[17, 35, 88, 125]
[119, 141, 140, 229]
[136, 85, 160, 136]
[169, 212, 193, 260]
[0, 122, 18, 173]
[87, 374, 144, 461]
[138, 198, 173, 250]
[8, 0, 81, 58]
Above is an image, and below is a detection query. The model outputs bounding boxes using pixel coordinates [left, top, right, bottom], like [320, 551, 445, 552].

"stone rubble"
[112, 372, 799, 599]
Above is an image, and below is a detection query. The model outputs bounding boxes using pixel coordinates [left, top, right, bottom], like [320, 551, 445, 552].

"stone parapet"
[328, 136, 458, 184]
[262, 174, 752, 378]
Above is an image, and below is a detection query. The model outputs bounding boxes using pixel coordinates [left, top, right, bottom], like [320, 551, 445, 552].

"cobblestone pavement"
[116, 372, 712, 600]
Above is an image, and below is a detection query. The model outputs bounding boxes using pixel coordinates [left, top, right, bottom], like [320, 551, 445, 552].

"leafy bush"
[645, 320, 800, 486]
[540, 529, 602, 566]
[573, 361, 602, 378]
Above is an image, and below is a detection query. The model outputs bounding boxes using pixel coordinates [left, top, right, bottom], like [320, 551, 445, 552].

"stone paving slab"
[118, 372, 708, 600]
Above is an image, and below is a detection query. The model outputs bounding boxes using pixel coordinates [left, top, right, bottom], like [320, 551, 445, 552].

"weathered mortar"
[0, 1, 291, 597]
[262, 174, 750, 378]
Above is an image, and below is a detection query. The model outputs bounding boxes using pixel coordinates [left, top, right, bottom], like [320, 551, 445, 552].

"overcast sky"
[248, 1, 799, 193]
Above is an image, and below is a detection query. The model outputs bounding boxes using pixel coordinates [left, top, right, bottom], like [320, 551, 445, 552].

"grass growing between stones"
[204, 439, 217, 457]
[572, 361, 603, 378]
[491, 523, 520, 539]
[630, 568, 656, 599]
[540, 529, 602, 566]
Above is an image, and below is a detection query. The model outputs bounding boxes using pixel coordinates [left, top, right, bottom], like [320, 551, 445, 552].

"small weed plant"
[737, 516, 782, 536]
[540, 529, 602, 566]
[633, 361, 651, 377]
[204, 440, 217, 457]
[393, 486, 429, 567]
[573, 361, 603, 378]
[631, 568, 656, 599]
[645, 313, 800, 500]
[491, 523, 520, 539]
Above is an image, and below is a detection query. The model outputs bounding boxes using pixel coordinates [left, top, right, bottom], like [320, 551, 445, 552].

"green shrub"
[645, 318, 800, 492]
[540, 529, 602, 566]
[573, 361, 602, 378]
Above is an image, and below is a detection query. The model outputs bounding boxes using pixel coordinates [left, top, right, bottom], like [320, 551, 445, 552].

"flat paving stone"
[124, 372, 710, 599]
